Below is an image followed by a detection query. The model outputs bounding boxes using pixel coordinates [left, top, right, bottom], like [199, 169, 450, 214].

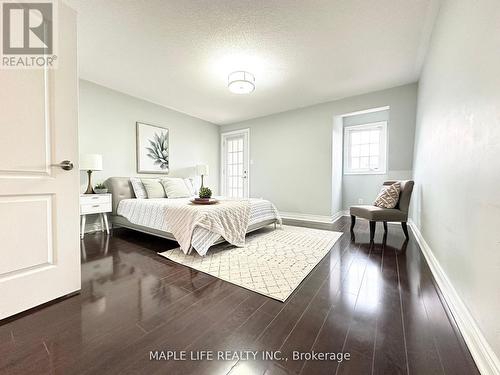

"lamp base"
[84, 170, 95, 194]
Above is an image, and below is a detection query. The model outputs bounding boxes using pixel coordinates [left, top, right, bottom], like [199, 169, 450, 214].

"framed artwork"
[136, 122, 169, 174]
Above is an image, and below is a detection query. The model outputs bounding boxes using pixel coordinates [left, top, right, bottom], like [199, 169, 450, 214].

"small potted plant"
[197, 186, 212, 201]
[94, 183, 108, 194]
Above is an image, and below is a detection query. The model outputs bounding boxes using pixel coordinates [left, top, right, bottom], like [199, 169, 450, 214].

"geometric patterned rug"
[158, 225, 343, 301]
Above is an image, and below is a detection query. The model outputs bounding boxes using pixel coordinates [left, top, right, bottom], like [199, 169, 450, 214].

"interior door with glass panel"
[221, 130, 249, 198]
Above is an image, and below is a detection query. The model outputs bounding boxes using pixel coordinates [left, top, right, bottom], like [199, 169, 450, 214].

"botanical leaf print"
[146, 131, 169, 170]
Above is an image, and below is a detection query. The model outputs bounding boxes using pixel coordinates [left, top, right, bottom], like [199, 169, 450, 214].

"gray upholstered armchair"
[350, 180, 414, 242]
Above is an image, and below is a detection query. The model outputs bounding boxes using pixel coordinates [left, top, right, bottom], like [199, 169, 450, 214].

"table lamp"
[80, 154, 103, 194]
[196, 164, 209, 189]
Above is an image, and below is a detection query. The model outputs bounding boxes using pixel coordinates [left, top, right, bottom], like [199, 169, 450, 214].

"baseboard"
[85, 212, 349, 232]
[279, 210, 348, 224]
[87, 212, 349, 231]
[408, 220, 500, 375]
[333, 210, 350, 222]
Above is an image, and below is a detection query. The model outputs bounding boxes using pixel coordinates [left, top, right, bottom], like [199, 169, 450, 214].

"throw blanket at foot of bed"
[116, 198, 281, 256]
[166, 200, 251, 255]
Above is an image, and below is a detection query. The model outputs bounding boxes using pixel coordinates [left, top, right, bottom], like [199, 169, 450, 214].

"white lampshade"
[80, 154, 103, 171]
[196, 164, 209, 176]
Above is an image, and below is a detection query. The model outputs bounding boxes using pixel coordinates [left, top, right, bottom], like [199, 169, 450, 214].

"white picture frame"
[136, 122, 170, 174]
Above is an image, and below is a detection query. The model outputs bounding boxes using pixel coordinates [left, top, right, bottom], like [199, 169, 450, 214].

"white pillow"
[183, 178, 195, 196]
[161, 178, 191, 198]
[141, 179, 166, 198]
[130, 177, 147, 199]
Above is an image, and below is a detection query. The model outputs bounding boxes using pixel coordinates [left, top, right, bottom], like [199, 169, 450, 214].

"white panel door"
[0, 3, 80, 319]
[221, 130, 249, 198]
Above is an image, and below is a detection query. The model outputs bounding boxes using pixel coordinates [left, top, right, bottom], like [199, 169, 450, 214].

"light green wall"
[78, 80, 220, 230]
[221, 83, 418, 216]
[342, 109, 407, 209]
[412, 0, 500, 361]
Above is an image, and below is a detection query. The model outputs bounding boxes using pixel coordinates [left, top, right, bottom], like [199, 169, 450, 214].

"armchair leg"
[383, 221, 388, 233]
[369, 221, 376, 242]
[350, 215, 356, 232]
[401, 222, 409, 239]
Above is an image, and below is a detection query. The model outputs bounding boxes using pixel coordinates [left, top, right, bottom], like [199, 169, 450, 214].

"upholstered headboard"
[104, 177, 135, 214]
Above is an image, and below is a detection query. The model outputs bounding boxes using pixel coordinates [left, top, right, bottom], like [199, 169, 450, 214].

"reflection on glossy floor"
[1, 217, 479, 374]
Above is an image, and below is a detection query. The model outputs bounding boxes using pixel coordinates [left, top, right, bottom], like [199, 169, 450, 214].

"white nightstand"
[80, 194, 112, 239]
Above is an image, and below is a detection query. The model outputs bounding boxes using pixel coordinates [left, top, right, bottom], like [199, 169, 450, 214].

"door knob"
[52, 160, 74, 171]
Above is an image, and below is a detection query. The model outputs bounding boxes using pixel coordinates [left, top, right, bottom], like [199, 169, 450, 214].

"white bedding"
[117, 197, 281, 255]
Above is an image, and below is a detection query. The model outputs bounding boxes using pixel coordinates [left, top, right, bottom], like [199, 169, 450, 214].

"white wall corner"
[408, 220, 500, 375]
[334, 210, 350, 221]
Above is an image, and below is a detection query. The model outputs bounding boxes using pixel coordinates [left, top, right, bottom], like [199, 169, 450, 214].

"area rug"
[158, 225, 343, 301]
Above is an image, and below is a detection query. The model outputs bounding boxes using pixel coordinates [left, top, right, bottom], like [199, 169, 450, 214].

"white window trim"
[343, 121, 387, 175]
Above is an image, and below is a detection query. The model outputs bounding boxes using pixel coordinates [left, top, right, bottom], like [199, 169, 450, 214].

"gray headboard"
[104, 177, 135, 214]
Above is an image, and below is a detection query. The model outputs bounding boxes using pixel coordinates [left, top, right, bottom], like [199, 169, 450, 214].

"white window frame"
[343, 121, 387, 175]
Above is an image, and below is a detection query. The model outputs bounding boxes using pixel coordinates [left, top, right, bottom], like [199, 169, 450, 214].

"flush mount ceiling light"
[228, 71, 255, 94]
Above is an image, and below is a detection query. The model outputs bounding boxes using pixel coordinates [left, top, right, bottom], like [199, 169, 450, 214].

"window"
[344, 121, 387, 174]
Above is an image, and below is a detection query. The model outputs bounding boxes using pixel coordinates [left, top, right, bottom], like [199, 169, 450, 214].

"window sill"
[344, 170, 387, 176]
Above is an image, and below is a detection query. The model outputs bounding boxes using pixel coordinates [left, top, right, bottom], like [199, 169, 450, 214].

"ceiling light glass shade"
[228, 71, 255, 94]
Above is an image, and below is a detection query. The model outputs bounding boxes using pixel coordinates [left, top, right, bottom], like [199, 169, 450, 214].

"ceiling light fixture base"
[228, 71, 255, 94]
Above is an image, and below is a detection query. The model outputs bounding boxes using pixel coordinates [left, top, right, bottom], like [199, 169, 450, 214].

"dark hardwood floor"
[1, 217, 479, 375]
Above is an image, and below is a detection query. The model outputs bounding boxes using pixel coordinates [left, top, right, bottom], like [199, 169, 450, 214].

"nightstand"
[80, 194, 112, 239]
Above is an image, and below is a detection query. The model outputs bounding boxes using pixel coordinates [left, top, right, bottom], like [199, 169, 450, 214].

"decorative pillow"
[141, 179, 166, 198]
[183, 178, 196, 196]
[130, 177, 147, 199]
[373, 182, 401, 208]
[161, 178, 191, 198]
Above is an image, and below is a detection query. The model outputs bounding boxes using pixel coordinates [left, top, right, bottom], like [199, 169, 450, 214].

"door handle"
[52, 160, 74, 171]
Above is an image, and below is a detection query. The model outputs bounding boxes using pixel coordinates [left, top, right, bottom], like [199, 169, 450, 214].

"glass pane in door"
[224, 134, 247, 198]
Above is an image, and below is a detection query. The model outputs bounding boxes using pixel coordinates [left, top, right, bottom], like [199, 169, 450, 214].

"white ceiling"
[66, 0, 439, 125]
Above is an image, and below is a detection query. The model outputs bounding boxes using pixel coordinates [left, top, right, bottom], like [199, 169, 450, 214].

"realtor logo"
[1, 0, 58, 68]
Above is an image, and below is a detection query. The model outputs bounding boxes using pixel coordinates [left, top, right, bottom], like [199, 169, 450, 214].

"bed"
[105, 177, 281, 255]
